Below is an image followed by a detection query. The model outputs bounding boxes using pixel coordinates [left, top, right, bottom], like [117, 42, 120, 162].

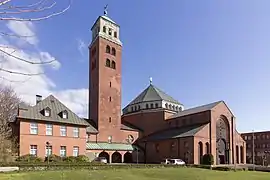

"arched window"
[106, 59, 110, 67]
[114, 31, 117, 38]
[155, 103, 158, 108]
[150, 103, 154, 108]
[146, 104, 149, 109]
[165, 103, 168, 109]
[111, 61, 116, 69]
[103, 26, 106, 33]
[106, 45, 110, 54]
[112, 48, 116, 56]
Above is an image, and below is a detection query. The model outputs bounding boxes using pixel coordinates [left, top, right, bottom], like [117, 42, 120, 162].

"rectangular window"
[30, 145, 37, 156]
[73, 146, 79, 157]
[45, 146, 52, 157]
[73, 127, 79, 138]
[46, 124, 53, 135]
[60, 126, 67, 136]
[30, 123, 38, 134]
[60, 146, 66, 157]
[108, 28, 112, 35]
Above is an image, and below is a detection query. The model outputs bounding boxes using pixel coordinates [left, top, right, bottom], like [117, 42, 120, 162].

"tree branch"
[0, 67, 43, 76]
[0, 32, 35, 38]
[0, 75, 32, 83]
[0, 1, 56, 15]
[0, 0, 11, 6]
[0, 0, 72, 21]
[0, 48, 56, 65]
[0, 0, 47, 10]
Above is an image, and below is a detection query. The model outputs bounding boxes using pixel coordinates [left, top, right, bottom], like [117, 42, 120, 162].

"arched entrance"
[124, 152, 133, 163]
[236, 145, 239, 164]
[112, 152, 122, 163]
[99, 151, 110, 163]
[216, 116, 230, 164]
[198, 142, 203, 164]
[205, 142, 210, 154]
[240, 146, 244, 163]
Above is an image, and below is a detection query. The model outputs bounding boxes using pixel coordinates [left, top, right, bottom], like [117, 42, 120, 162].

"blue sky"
[18, 0, 270, 132]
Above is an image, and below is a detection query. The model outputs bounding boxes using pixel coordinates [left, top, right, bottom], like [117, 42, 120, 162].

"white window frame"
[60, 146, 66, 157]
[62, 111, 67, 119]
[44, 108, 50, 117]
[46, 124, 53, 136]
[45, 145, 52, 157]
[73, 146, 79, 157]
[30, 145, 37, 156]
[73, 127, 79, 138]
[30, 123, 38, 135]
[60, 126, 67, 136]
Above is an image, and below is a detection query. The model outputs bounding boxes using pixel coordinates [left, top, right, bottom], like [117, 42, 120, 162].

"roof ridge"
[152, 84, 180, 104]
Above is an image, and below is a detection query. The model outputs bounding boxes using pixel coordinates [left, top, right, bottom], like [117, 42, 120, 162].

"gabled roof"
[126, 84, 181, 107]
[142, 123, 207, 141]
[168, 101, 222, 119]
[17, 95, 89, 126]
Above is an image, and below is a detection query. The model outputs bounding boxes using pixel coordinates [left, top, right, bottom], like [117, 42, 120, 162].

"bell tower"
[89, 6, 123, 142]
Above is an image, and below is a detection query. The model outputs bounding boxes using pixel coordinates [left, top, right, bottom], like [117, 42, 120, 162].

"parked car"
[161, 158, 185, 165]
[93, 157, 107, 164]
[169, 159, 185, 165]
[161, 158, 171, 165]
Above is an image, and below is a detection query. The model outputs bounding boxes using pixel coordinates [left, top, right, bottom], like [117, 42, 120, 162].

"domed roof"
[127, 84, 182, 107]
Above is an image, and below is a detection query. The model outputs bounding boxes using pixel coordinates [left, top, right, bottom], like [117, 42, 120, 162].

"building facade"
[241, 131, 270, 165]
[13, 9, 246, 165]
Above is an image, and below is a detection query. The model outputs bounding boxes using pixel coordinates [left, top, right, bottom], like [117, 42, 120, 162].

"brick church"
[15, 9, 246, 165]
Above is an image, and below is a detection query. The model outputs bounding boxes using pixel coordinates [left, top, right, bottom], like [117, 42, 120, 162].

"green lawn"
[0, 168, 269, 180]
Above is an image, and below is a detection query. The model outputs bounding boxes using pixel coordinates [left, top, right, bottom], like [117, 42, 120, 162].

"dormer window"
[62, 111, 68, 119]
[44, 107, 51, 117]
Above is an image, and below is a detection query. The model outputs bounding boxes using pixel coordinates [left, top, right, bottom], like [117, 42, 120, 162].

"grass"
[0, 167, 269, 180]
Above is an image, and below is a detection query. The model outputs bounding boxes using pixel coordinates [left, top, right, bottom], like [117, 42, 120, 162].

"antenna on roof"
[149, 77, 153, 85]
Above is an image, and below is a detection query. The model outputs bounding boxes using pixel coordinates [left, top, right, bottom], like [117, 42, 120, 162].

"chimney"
[36, 95, 42, 104]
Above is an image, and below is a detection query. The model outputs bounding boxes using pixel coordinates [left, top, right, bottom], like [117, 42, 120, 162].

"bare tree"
[0, 85, 20, 162]
[0, 0, 72, 79]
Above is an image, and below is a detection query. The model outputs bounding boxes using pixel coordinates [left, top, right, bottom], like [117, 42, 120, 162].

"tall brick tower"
[89, 7, 122, 142]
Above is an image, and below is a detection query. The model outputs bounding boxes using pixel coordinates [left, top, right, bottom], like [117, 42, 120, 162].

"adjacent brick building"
[13, 9, 246, 165]
[241, 131, 270, 165]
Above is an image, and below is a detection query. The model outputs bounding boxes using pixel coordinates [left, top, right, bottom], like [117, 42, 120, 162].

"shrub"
[44, 154, 62, 162]
[202, 154, 214, 165]
[16, 154, 42, 163]
[76, 155, 89, 162]
[62, 156, 77, 162]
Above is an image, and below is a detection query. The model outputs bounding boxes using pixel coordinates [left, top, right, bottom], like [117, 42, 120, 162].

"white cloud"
[0, 21, 88, 118]
[76, 38, 87, 58]
[6, 21, 38, 46]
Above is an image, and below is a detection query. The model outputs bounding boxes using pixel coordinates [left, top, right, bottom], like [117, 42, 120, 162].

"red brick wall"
[89, 37, 124, 142]
[144, 137, 194, 164]
[122, 110, 169, 137]
[167, 111, 211, 128]
[19, 119, 86, 157]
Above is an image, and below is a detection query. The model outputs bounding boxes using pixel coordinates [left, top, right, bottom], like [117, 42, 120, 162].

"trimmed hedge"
[0, 163, 181, 172]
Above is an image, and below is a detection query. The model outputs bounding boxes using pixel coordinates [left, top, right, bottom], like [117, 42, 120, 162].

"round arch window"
[127, 135, 134, 143]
